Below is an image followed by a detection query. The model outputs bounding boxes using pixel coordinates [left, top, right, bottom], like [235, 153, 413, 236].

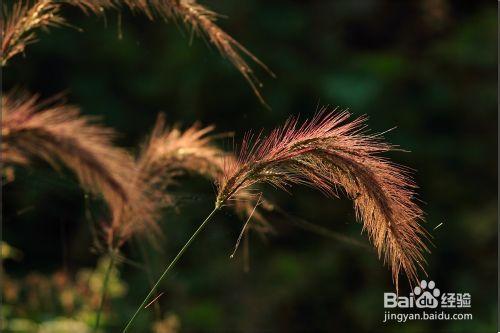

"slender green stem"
[94, 250, 116, 332]
[122, 207, 219, 333]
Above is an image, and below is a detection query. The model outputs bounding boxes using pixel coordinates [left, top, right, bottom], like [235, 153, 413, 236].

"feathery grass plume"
[1, 0, 65, 66]
[216, 109, 429, 290]
[137, 113, 223, 197]
[5, 0, 273, 103]
[1, 91, 159, 247]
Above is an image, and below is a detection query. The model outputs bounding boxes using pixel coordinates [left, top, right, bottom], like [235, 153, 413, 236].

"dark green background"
[3, 0, 497, 332]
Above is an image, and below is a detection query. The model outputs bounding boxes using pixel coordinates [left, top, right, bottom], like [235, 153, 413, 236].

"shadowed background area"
[2, 0, 497, 332]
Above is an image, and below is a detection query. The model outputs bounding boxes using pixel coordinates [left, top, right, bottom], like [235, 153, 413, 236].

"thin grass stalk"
[94, 249, 117, 332]
[122, 206, 219, 333]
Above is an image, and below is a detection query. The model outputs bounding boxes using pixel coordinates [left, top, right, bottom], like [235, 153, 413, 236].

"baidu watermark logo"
[382, 280, 473, 323]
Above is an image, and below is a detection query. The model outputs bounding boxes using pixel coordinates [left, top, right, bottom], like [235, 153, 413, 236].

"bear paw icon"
[414, 280, 440, 309]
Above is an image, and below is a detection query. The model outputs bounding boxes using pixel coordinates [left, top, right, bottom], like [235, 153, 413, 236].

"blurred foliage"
[1, 242, 23, 261]
[2, 0, 497, 332]
[2, 256, 178, 333]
